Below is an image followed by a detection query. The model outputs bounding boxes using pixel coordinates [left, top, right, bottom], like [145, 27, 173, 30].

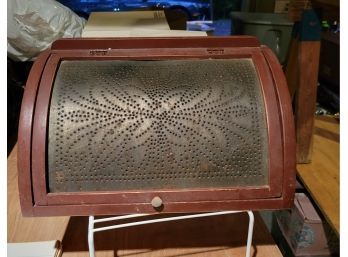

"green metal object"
[230, 12, 294, 64]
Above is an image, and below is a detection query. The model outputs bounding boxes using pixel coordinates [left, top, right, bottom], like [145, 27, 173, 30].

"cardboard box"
[82, 11, 207, 37]
[274, 0, 290, 13]
[276, 193, 339, 256]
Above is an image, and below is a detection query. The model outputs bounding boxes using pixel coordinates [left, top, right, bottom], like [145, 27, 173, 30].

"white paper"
[8, 241, 61, 257]
[82, 29, 207, 37]
[83, 11, 170, 33]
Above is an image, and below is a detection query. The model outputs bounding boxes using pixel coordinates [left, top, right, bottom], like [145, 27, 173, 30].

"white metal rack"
[88, 210, 254, 257]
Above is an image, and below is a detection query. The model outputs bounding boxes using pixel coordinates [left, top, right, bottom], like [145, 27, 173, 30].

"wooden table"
[7, 144, 70, 243]
[8, 144, 283, 257]
[297, 115, 339, 235]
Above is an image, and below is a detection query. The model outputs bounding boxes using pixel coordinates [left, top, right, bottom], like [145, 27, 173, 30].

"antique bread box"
[18, 36, 296, 216]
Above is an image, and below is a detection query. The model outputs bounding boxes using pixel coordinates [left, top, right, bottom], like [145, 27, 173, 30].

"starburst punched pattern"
[48, 59, 268, 192]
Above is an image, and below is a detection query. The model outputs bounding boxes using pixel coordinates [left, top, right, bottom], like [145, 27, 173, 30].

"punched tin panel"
[48, 59, 269, 192]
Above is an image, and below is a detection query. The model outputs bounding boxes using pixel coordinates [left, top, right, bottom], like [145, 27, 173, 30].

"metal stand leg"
[88, 216, 95, 257]
[246, 211, 254, 257]
[88, 211, 254, 257]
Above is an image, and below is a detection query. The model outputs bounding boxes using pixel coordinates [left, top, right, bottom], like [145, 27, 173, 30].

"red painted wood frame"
[18, 36, 296, 217]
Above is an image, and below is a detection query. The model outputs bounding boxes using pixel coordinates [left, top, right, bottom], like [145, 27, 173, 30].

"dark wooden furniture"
[286, 9, 322, 164]
[18, 36, 295, 216]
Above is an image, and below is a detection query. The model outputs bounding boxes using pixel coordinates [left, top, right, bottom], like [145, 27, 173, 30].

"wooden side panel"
[295, 41, 321, 163]
[31, 55, 61, 205]
[262, 46, 296, 207]
[17, 50, 50, 216]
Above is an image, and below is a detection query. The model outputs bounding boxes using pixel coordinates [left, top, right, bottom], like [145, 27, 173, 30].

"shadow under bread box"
[18, 36, 296, 217]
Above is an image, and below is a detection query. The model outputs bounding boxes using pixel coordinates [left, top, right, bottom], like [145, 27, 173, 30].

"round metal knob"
[151, 196, 163, 208]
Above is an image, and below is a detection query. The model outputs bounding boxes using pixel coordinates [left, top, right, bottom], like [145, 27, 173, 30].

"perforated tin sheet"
[48, 59, 268, 192]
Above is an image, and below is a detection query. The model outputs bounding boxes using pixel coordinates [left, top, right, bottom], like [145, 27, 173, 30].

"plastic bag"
[7, 0, 86, 61]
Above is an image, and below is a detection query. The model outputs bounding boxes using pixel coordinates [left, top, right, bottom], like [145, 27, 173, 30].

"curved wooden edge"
[32, 55, 62, 206]
[17, 50, 51, 216]
[51, 36, 261, 50]
[252, 52, 284, 197]
[261, 46, 296, 208]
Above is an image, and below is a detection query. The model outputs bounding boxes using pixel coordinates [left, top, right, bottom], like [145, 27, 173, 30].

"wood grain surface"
[297, 116, 339, 235]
